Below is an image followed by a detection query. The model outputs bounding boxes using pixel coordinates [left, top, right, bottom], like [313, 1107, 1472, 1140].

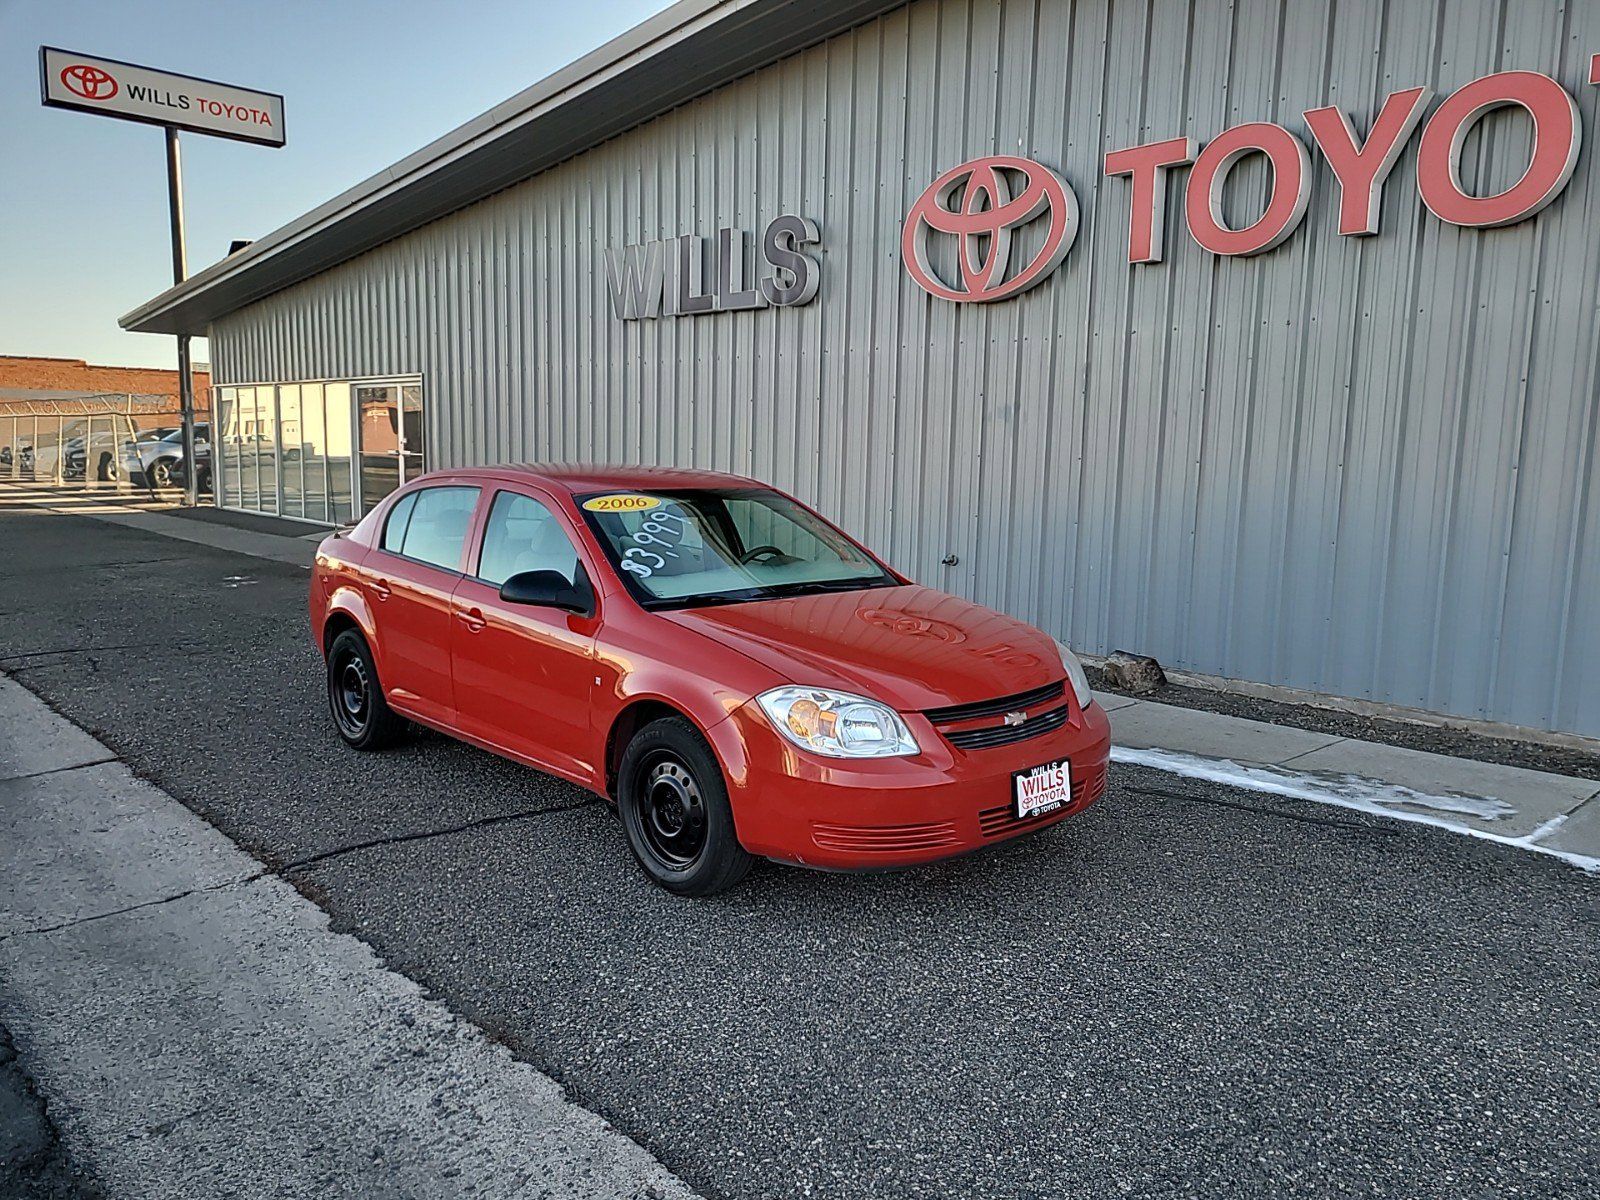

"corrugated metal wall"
[209, 0, 1600, 738]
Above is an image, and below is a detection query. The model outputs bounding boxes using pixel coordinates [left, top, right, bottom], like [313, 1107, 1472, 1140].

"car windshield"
[159, 430, 184, 443]
[578, 487, 898, 608]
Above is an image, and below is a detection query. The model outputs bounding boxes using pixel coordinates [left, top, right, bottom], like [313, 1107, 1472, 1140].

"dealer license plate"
[1013, 759, 1072, 821]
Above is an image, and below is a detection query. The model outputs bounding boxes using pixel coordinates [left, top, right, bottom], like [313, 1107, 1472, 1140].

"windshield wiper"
[748, 577, 893, 600]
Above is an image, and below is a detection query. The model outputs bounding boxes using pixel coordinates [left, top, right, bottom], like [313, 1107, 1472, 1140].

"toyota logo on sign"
[60, 63, 118, 101]
[903, 155, 1078, 302]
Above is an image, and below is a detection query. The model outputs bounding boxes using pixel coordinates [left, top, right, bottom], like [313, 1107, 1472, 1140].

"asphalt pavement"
[1, 504, 1597, 1199]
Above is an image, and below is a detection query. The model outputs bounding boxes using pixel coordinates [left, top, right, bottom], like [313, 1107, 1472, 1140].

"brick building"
[0, 356, 210, 431]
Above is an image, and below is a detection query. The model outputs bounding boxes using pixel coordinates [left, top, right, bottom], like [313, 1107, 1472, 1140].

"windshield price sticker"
[617, 509, 690, 579]
[583, 494, 662, 513]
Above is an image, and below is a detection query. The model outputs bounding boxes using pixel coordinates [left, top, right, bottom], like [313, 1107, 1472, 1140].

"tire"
[150, 458, 176, 489]
[325, 628, 408, 751]
[97, 453, 117, 482]
[617, 717, 753, 896]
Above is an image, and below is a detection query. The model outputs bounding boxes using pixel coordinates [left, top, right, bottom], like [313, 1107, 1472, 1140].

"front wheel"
[326, 628, 408, 750]
[150, 458, 176, 488]
[617, 717, 752, 896]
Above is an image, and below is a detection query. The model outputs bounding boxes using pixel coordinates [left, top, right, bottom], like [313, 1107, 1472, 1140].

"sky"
[0, 0, 675, 370]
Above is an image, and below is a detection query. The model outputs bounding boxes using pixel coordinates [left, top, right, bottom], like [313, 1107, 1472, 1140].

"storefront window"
[279, 385, 303, 519]
[230, 387, 257, 509]
[256, 384, 279, 514]
[211, 376, 413, 523]
[213, 388, 235, 508]
[326, 383, 355, 524]
[300, 383, 327, 522]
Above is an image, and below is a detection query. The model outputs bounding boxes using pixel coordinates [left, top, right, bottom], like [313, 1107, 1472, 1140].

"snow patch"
[1111, 745, 1600, 874]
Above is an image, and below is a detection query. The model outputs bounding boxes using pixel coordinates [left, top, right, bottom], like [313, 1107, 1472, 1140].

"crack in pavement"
[0, 758, 119, 785]
[270, 797, 603, 876]
[0, 798, 603, 943]
[0, 642, 169, 664]
[1, 871, 271, 942]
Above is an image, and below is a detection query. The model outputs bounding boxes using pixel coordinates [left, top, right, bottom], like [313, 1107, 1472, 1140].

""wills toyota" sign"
[39, 47, 285, 148]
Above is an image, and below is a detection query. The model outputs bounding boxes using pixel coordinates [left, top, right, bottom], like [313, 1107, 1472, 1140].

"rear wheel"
[150, 458, 175, 488]
[326, 628, 408, 750]
[617, 717, 752, 896]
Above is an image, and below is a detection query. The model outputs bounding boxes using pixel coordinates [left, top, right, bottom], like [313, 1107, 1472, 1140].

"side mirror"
[498, 568, 591, 613]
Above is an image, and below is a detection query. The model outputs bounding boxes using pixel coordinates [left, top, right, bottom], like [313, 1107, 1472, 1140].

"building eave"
[120, 0, 907, 337]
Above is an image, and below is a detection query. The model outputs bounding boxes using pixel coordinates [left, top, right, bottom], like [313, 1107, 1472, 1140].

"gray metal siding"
[209, 0, 1600, 738]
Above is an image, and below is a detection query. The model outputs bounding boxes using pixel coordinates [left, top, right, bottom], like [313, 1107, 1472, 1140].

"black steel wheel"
[617, 716, 752, 896]
[325, 628, 408, 750]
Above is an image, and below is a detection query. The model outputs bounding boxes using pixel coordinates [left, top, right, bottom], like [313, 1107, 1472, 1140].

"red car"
[310, 465, 1111, 895]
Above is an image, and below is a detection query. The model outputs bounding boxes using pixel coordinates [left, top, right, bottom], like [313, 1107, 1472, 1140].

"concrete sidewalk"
[0, 675, 701, 1200]
[6, 478, 1598, 872]
[1101, 692, 1600, 870]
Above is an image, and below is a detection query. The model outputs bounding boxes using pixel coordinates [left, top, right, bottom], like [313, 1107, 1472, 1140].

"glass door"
[356, 382, 422, 515]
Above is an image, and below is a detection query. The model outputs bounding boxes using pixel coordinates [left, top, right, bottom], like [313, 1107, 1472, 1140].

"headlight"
[1054, 640, 1094, 709]
[756, 686, 919, 758]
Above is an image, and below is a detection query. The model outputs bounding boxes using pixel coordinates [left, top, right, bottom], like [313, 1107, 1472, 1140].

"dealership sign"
[906, 64, 1593, 301]
[903, 155, 1078, 302]
[39, 47, 285, 147]
[606, 215, 821, 320]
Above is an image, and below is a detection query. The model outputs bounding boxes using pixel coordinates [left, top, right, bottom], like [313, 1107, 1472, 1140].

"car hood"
[662, 584, 1064, 712]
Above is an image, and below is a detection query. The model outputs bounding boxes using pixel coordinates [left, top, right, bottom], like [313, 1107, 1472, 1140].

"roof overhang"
[122, 0, 908, 336]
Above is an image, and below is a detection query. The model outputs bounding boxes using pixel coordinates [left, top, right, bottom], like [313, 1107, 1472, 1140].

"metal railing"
[0, 395, 200, 494]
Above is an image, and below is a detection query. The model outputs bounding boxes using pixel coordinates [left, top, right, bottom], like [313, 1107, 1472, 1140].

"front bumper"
[713, 696, 1113, 869]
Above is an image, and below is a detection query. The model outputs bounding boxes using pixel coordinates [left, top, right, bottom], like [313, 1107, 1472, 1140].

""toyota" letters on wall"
[906, 61, 1595, 303]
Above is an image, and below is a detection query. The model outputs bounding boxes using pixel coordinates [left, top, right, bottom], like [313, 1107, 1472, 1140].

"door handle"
[457, 607, 486, 633]
[372, 579, 391, 600]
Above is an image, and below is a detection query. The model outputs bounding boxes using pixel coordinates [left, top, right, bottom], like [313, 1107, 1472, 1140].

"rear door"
[362, 484, 481, 726]
[450, 486, 599, 781]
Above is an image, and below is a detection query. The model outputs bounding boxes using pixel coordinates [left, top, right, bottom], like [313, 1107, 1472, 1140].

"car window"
[477, 491, 581, 587]
[579, 487, 895, 608]
[391, 486, 479, 570]
[382, 493, 418, 553]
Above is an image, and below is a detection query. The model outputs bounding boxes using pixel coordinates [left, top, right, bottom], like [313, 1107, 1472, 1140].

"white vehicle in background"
[134, 423, 210, 489]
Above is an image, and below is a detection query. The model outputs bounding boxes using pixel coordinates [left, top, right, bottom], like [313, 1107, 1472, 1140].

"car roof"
[420, 462, 764, 494]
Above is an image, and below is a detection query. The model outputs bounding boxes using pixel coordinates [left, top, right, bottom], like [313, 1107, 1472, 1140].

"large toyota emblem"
[61, 64, 119, 101]
[903, 155, 1078, 302]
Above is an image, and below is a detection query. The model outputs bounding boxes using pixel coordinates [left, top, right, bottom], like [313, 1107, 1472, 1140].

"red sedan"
[310, 465, 1111, 895]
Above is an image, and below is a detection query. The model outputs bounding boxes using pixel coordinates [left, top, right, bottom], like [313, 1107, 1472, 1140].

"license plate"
[1013, 759, 1072, 820]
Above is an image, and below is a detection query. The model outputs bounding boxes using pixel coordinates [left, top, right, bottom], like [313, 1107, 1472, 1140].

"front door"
[450, 487, 598, 782]
[364, 484, 480, 726]
[357, 382, 426, 516]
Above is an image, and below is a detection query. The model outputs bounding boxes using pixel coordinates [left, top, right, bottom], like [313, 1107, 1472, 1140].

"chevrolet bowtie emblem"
[1003, 711, 1027, 727]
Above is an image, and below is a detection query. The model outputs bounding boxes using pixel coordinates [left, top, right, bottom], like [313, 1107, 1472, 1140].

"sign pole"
[164, 126, 198, 508]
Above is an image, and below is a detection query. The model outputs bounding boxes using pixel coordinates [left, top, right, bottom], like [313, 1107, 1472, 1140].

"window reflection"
[212, 376, 416, 524]
[256, 384, 278, 513]
[326, 383, 354, 524]
[213, 389, 235, 508]
[279, 384, 303, 519]
[300, 383, 327, 522]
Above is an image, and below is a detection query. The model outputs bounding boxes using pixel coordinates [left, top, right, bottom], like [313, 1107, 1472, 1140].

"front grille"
[923, 680, 1065, 725]
[811, 820, 961, 854]
[943, 703, 1070, 750]
[978, 762, 1107, 839]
